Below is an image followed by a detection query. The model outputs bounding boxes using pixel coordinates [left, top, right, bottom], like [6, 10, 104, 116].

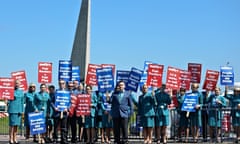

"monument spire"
[71, 0, 91, 81]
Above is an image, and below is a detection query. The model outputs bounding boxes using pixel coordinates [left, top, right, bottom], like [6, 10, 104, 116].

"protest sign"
[55, 90, 70, 112]
[72, 66, 80, 82]
[86, 64, 101, 86]
[181, 93, 198, 112]
[76, 94, 91, 116]
[166, 66, 180, 90]
[0, 78, 14, 100]
[146, 63, 164, 88]
[38, 62, 52, 83]
[188, 63, 202, 83]
[203, 70, 219, 91]
[220, 66, 234, 86]
[126, 67, 143, 92]
[28, 112, 46, 135]
[58, 60, 72, 82]
[96, 67, 114, 92]
[11, 70, 28, 91]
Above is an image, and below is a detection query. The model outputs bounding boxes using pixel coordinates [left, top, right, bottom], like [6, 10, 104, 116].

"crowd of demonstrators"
[8, 78, 240, 144]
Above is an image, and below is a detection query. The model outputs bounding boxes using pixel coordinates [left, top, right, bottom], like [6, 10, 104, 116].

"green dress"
[189, 91, 203, 127]
[155, 91, 171, 126]
[85, 92, 98, 128]
[177, 94, 190, 127]
[138, 92, 156, 127]
[225, 94, 240, 126]
[24, 91, 37, 127]
[207, 94, 226, 127]
[8, 88, 24, 126]
[34, 92, 50, 118]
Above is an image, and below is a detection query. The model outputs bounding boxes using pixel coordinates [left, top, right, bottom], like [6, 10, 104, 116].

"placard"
[146, 64, 164, 88]
[55, 90, 70, 112]
[0, 78, 14, 100]
[126, 67, 143, 92]
[76, 94, 91, 116]
[179, 70, 191, 90]
[72, 66, 80, 82]
[188, 63, 202, 83]
[203, 70, 219, 91]
[116, 70, 130, 85]
[38, 62, 52, 83]
[181, 93, 198, 112]
[11, 70, 28, 91]
[166, 66, 180, 90]
[28, 112, 46, 135]
[220, 66, 234, 86]
[58, 60, 72, 82]
[85, 64, 101, 86]
[96, 67, 114, 92]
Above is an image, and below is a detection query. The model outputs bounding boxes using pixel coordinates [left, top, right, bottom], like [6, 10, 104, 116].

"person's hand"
[195, 104, 200, 109]
[216, 99, 222, 104]
[238, 104, 240, 109]
[35, 110, 39, 113]
[54, 107, 59, 112]
[104, 111, 109, 115]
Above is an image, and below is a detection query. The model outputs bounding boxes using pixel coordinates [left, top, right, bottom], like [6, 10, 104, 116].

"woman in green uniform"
[8, 80, 24, 144]
[138, 84, 156, 144]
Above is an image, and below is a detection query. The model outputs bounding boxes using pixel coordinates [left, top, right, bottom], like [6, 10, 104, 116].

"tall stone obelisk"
[71, 0, 91, 81]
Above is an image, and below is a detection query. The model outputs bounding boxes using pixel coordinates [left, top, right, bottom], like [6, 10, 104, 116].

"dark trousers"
[201, 111, 208, 140]
[53, 117, 68, 144]
[69, 115, 77, 141]
[113, 117, 129, 144]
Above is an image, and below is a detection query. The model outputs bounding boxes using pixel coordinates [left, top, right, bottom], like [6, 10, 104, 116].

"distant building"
[71, 0, 91, 82]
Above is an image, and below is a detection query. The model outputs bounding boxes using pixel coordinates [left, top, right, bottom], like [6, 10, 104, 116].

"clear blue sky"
[0, 0, 239, 90]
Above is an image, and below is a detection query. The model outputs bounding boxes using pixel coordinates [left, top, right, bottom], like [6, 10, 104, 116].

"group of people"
[6, 78, 240, 144]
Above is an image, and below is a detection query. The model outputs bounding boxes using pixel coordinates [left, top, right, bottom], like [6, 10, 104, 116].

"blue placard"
[181, 93, 198, 112]
[28, 112, 46, 135]
[96, 67, 114, 92]
[102, 93, 111, 111]
[58, 60, 72, 82]
[139, 61, 154, 91]
[72, 66, 80, 82]
[55, 90, 70, 111]
[116, 70, 130, 85]
[126, 67, 143, 92]
[220, 66, 234, 86]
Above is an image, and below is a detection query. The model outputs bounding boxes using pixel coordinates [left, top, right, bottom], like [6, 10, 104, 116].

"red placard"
[85, 64, 101, 86]
[101, 64, 116, 76]
[179, 70, 191, 90]
[38, 62, 52, 84]
[0, 78, 14, 100]
[168, 89, 178, 109]
[11, 70, 28, 91]
[203, 70, 219, 91]
[188, 63, 202, 83]
[166, 66, 180, 90]
[69, 94, 78, 117]
[146, 64, 164, 87]
[76, 94, 91, 116]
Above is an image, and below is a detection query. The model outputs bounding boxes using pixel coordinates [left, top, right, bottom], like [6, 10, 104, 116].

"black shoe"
[14, 141, 20, 144]
[9, 141, 14, 144]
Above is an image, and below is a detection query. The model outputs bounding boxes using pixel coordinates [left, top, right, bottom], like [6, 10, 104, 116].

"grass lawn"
[0, 117, 9, 134]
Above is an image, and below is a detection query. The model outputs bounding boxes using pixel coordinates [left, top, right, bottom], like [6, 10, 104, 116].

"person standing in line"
[34, 83, 50, 144]
[206, 87, 226, 143]
[76, 82, 86, 142]
[176, 88, 190, 143]
[154, 84, 171, 144]
[201, 90, 209, 142]
[46, 85, 55, 143]
[24, 83, 37, 142]
[225, 86, 240, 143]
[51, 80, 69, 144]
[84, 85, 98, 144]
[96, 90, 105, 143]
[189, 83, 203, 143]
[8, 80, 24, 144]
[69, 80, 80, 143]
[110, 81, 134, 144]
[102, 91, 114, 144]
[138, 84, 156, 144]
